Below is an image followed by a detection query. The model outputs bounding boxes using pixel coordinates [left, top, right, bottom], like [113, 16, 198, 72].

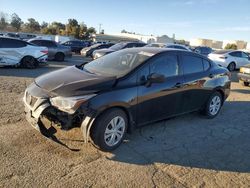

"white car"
[0, 37, 48, 68]
[208, 50, 250, 71]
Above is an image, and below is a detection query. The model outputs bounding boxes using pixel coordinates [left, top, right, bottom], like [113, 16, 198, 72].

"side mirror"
[147, 73, 165, 84]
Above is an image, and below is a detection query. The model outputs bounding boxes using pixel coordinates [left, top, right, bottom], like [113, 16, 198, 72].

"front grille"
[26, 92, 38, 107]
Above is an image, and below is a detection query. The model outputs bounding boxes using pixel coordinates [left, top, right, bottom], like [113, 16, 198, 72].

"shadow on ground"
[104, 101, 250, 173]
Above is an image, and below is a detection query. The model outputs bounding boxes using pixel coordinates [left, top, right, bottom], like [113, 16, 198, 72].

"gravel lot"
[0, 56, 250, 187]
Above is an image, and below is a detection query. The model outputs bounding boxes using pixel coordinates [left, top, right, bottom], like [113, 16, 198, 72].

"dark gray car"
[28, 39, 72, 61]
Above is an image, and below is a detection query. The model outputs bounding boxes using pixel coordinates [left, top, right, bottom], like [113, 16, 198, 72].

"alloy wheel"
[209, 95, 221, 116]
[104, 116, 126, 147]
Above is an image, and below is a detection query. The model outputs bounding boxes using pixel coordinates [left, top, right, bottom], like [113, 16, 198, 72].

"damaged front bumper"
[23, 83, 96, 144]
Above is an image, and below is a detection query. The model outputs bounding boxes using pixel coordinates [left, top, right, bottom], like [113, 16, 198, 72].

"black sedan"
[92, 41, 146, 59]
[23, 48, 231, 151]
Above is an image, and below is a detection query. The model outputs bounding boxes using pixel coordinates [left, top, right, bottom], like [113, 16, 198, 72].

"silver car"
[0, 37, 48, 68]
[28, 39, 72, 61]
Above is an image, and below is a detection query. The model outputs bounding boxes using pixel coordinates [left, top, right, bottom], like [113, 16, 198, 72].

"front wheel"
[90, 109, 128, 151]
[55, 53, 65, 62]
[203, 92, 222, 119]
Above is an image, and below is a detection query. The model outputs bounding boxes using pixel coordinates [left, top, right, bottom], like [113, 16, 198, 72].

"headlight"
[50, 94, 96, 114]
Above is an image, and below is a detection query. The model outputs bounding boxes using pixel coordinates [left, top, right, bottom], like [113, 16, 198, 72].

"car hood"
[95, 49, 115, 54]
[35, 66, 116, 97]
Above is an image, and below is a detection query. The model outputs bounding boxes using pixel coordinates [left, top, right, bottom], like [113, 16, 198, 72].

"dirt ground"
[0, 56, 250, 188]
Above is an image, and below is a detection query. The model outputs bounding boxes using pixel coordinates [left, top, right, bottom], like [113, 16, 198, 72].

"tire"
[21, 56, 38, 69]
[203, 91, 222, 119]
[227, 62, 236, 72]
[55, 52, 65, 62]
[90, 109, 128, 151]
[243, 82, 249, 86]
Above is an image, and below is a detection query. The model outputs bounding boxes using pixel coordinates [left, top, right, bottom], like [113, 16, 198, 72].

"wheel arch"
[81, 105, 135, 143]
[20, 55, 36, 64]
[214, 87, 225, 103]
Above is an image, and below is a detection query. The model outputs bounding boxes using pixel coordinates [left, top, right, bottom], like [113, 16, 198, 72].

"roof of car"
[124, 47, 191, 54]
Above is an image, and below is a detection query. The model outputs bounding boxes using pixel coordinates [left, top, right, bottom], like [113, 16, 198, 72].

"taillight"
[41, 50, 48, 54]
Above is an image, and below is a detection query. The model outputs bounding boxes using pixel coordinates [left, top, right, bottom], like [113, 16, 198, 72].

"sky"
[1, 0, 250, 42]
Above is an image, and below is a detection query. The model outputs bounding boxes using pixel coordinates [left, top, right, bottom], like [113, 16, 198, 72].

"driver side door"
[136, 52, 185, 126]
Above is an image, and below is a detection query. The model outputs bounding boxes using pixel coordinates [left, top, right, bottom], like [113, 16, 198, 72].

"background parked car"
[28, 39, 72, 61]
[165, 43, 192, 51]
[92, 41, 146, 59]
[81, 43, 114, 58]
[0, 37, 48, 68]
[238, 64, 250, 86]
[145, 43, 166, 48]
[208, 50, 250, 71]
[61, 40, 89, 54]
[194, 46, 213, 56]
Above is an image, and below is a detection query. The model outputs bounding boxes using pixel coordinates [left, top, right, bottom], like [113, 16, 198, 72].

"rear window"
[182, 55, 204, 74]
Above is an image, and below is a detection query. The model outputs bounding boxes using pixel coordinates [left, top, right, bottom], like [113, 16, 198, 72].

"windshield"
[83, 49, 154, 77]
[109, 43, 127, 51]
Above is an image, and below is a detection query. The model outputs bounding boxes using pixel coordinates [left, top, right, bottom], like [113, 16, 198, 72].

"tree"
[65, 19, 80, 38]
[79, 22, 87, 39]
[0, 12, 8, 30]
[24, 18, 40, 32]
[121, 29, 128, 33]
[40, 21, 48, 29]
[225, 43, 237, 50]
[10, 13, 22, 31]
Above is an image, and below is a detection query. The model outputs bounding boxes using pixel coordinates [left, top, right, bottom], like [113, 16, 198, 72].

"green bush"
[224, 43, 237, 50]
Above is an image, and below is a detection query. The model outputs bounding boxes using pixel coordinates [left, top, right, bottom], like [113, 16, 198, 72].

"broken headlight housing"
[50, 94, 96, 114]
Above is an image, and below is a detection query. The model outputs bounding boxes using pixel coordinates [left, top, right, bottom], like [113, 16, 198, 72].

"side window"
[229, 52, 241, 57]
[203, 59, 210, 71]
[150, 54, 179, 77]
[136, 43, 146, 47]
[31, 40, 42, 46]
[0, 38, 26, 48]
[241, 52, 249, 59]
[125, 43, 134, 48]
[182, 55, 204, 74]
[42, 41, 56, 47]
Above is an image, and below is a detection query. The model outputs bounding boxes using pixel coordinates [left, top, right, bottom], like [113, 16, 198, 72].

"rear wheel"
[21, 56, 38, 69]
[55, 52, 65, 62]
[90, 109, 128, 151]
[203, 91, 222, 119]
[227, 62, 236, 72]
[243, 82, 249, 86]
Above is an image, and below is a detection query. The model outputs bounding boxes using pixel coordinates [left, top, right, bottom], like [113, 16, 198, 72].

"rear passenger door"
[180, 53, 212, 112]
